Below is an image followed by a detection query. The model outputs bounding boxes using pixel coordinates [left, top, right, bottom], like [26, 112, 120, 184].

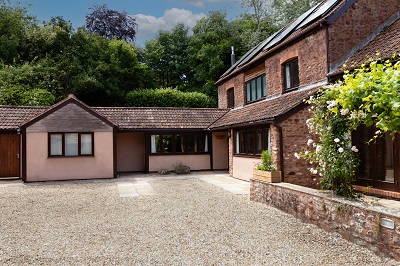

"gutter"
[209, 118, 276, 131]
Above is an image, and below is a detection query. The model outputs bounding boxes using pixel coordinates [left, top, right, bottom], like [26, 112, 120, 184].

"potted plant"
[253, 150, 281, 182]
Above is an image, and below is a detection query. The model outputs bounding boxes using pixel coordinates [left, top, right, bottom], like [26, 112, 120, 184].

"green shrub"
[255, 150, 276, 171]
[125, 87, 216, 108]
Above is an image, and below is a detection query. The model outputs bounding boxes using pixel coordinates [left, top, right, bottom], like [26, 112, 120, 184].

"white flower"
[340, 109, 349, 115]
[312, 169, 318, 175]
[351, 146, 359, 152]
[338, 147, 344, 153]
[305, 151, 309, 155]
[319, 173, 323, 177]
[316, 145, 322, 152]
[326, 126, 331, 131]
[294, 152, 300, 159]
[334, 138, 340, 143]
[326, 100, 337, 109]
[307, 139, 313, 146]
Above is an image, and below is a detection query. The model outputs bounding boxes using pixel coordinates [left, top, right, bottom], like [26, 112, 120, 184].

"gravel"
[0, 177, 398, 265]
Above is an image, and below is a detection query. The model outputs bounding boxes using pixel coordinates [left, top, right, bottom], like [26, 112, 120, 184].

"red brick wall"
[328, 0, 400, 66]
[218, 29, 327, 107]
[251, 180, 400, 261]
[275, 106, 320, 188]
[217, 73, 245, 109]
[266, 29, 328, 96]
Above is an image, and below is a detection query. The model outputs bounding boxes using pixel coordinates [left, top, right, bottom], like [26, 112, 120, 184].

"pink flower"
[351, 146, 359, 152]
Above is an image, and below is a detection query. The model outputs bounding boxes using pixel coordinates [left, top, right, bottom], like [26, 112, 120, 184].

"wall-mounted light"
[380, 218, 395, 229]
[227, 131, 231, 138]
[17, 128, 21, 135]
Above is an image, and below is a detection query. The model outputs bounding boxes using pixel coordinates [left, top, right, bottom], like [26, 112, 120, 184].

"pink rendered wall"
[117, 132, 145, 172]
[26, 132, 114, 182]
[149, 154, 210, 172]
[212, 132, 229, 170]
[233, 156, 260, 181]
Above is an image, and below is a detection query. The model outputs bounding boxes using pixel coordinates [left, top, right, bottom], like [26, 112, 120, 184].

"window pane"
[376, 132, 394, 183]
[251, 80, 256, 101]
[262, 75, 267, 97]
[264, 128, 271, 152]
[239, 131, 245, 154]
[292, 59, 299, 87]
[227, 89, 234, 108]
[151, 135, 161, 153]
[285, 64, 291, 89]
[187, 133, 196, 153]
[81, 134, 93, 155]
[65, 133, 78, 156]
[256, 77, 262, 99]
[235, 131, 239, 154]
[175, 134, 185, 153]
[256, 129, 262, 154]
[247, 130, 254, 154]
[162, 135, 173, 153]
[354, 125, 373, 180]
[50, 134, 62, 156]
[246, 83, 251, 102]
[197, 133, 208, 153]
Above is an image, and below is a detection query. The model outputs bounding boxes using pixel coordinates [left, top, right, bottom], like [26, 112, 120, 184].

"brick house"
[213, 0, 400, 194]
[0, 0, 399, 199]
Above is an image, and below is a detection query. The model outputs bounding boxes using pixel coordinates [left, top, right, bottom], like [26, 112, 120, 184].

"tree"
[272, 0, 320, 26]
[0, 0, 34, 64]
[85, 4, 138, 42]
[143, 23, 192, 91]
[188, 11, 247, 99]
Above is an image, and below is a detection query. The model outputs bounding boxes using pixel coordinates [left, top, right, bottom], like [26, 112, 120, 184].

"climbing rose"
[338, 147, 344, 153]
[351, 146, 359, 152]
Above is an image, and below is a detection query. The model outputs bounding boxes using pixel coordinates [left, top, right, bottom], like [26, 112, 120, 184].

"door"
[0, 134, 20, 178]
[353, 126, 399, 191]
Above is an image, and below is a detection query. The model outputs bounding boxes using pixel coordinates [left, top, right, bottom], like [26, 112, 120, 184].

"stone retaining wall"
[250, 179, 400, 261]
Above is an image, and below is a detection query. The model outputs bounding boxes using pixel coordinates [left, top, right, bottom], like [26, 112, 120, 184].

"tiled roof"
[0, 106, 47, 130]
[95, 107, 229, 130]
[330, 13, 400, 75]
[209, 85, 321, 129]
[217, 0, 345, 84]
[0, 104, 229, 131]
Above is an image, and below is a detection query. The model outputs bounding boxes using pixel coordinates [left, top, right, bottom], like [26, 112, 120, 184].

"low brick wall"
[250, 179, 400, 261]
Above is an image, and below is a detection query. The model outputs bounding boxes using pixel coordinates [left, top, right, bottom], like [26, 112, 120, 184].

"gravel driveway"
[0, 175, 398, 265]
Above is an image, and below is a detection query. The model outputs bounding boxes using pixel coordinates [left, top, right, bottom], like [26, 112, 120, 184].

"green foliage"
[297, 56, 400, 198]
[188, 11, 247, 100]
[272, 0, 320, 26]
[125, 88, 216, 108]
[255, 150, 276, 171]
[0, 1, 34, 64]
[143, 23, 191, 91]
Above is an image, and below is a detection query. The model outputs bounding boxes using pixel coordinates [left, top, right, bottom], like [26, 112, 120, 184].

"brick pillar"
[228, 129, 234, 176]
[270, 124, 282, 172]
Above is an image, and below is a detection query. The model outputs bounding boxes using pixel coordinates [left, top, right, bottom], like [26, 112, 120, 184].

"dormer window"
[227, 88, 234, 108]
[283, 58, 299, 90]
[246, 74, 266, 103]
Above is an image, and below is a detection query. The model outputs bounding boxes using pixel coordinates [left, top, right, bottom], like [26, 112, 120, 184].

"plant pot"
[253, 169, 281, 183]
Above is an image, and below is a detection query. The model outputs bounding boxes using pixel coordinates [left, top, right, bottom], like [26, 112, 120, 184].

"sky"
[13, 0, 244, 46]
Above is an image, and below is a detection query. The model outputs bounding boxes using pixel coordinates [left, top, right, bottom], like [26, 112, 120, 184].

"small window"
[49, 133, 94, 157]
[227, 88, 234, 108]
[283, 58, 299, 90]
[245, 74, 267, 103]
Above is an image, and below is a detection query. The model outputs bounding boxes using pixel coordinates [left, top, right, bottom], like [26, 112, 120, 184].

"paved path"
[0, 173, 397, 265]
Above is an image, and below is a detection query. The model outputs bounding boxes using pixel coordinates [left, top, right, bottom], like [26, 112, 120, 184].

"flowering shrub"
[255, 150, 276, 171]
[296, 56, 399, 198]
